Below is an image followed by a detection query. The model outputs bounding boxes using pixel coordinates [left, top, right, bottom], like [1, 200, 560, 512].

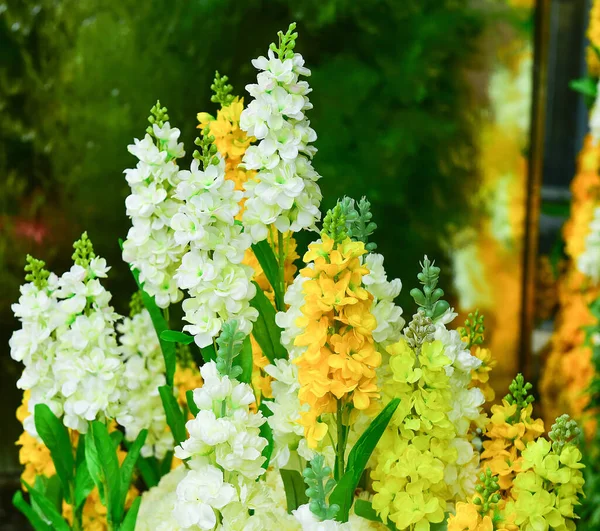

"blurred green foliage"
[0, 0, 485, 475]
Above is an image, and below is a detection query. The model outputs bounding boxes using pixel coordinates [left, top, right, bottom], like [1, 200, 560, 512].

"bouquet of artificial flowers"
[10, 24, 584, 531]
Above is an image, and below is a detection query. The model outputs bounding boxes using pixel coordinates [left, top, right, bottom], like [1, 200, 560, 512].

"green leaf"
[74, 458, 95, 510]
[540, 201, 570, 218]
[22, 481, 70, 531]
[122, 252, 176, 386]
[160, 330, 195, 345]
[119, 496, 142, 531]
[258, 403, 274, 475]
[330, 398, 401, 522]
[160, 451, 174, 477]
[186, 389, 200, 418]
[110, 430, 124, 448]
[280, 469, 309, 513]
[234, 334, 254, 384]
[38, 475, 63, 513]
[87, 421, 122, 526]
[159, 385, 187, 445]
[33, 404, 74, 504]
[252, 240, 285, 311]
[201, 342, 217, 363]
[250, 282, 287, 363]
[354, 499, 398, 530]
[136, 456, 160, 489]
[12, 491, 52, 531]
[118, 429, 147, 519]
[570, 77, 598, 97]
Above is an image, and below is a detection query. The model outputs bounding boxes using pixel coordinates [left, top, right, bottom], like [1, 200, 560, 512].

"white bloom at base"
[240, 44, 322, 242]
[175, 464, 237, 529]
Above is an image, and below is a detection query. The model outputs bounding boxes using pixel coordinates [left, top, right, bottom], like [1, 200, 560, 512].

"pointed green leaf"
[22, 481, 70, 531]
[201, 342, 217, 363]
[33, 404, 74, 504]
[234, 334, 254, 384]
[280, 469, 309, 513]
[330, 398, 401, 522]
[252, 240, 285, 311]
[136, 456, 160, 489]
[160, 451, 174, 477]
[119, 496, 142, 531]
[119, 429, 147, 517]
[160, 330, 195, 345]
[12, 491, 52, 531]
[570, 77, 598, 97]
[84, 424, 105, 504]
[74, 458, 95, 510]
[250, 282, 287, 363]
[186, 389, 200, 418]
[258, 403, 274, 475]
[159, 385, 187, 445]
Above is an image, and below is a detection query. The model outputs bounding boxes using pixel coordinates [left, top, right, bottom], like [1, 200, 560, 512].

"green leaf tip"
[146, 100, 169, 136]
[409, 255, 449, 321]
[337, 196, 377, 251]
[211, 71, 235, 107]
[270, 22, 299, 60]
[72, 232, 96, 268]
[25, 254, 50, 289]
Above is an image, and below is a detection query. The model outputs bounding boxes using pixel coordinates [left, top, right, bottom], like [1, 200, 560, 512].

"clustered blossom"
[577, 205, 600, 282]
[122, 121, 186, 308]
[239, 43, 322, 241]
[10, 244, 124, 435]
[116, 309, 173, 459]
[293, 235, 381, 448]
[173, 361, 271, 529]
[172, 154, 257, 348]
[371, 338, 459, 530]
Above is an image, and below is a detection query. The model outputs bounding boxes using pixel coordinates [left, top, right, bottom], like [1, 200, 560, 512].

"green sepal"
[330, 398, 401, 522]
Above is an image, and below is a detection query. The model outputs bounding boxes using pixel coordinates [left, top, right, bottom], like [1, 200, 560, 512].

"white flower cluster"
[276, 271, 310, 360]
[433, 309, 485, 501]
[172, 155, 257, 348]
[116, 309, 173, 459]
[173, 361, 269, 529]
[363, 253, 405, 346]
[10, 256, 123, 435]
[578, 206, 600, 283]
[263, 358, 313, 468]
[122, 123, 186, 308]
[240, 48, 322, 242]
[293, 504, 380, 530]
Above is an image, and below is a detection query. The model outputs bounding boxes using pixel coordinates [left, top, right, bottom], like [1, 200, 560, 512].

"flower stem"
[278, 230, 286, 301]
[163, 307, 170, 327]
[336, 400, 346, 480]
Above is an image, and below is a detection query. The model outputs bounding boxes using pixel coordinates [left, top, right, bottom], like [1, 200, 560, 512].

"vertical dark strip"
[520, 0, 551, 379]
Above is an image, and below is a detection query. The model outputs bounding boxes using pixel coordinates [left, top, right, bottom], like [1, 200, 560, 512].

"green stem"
[278, 230, 286, 303]
[163, 307, 170, 327]
[336, 400, 346, 480]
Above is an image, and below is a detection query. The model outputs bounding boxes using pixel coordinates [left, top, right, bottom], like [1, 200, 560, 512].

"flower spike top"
[409, 255, 451, 321]
[240, 22, 323, 242]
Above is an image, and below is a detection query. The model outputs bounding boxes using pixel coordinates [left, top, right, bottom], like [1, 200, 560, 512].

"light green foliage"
[459, 309, 485, 349]
[473, 468, 501, 517]
[409, 256, 450, 321]
[322, 204, 348, 245]
[270, 22, 298, 60]
[504, 373, 534, 423]
[211, 71, 235, 107]
[215, 320, 246, 379]
[72, 232, 95, 268]
[303, 454, 339, 521]
[146, 100, 170, 136]
[337, 196, 377, 251]
[549, 414, 580, 454]
[193, 128, 219, 169]
[24, 255, 49, 289]
[129, 290, 144, 317]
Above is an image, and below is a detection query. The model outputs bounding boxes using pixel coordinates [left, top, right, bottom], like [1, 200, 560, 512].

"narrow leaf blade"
[280, 469, 309, 513]
[186, 389, 200, 418]
[119, 429, 147, 514]
[234, 334, 254, 384]
[160, 330, 195, 345]
[251, 240, 285, 311]
[159, 385, 187, 445]
[22, 481, 70, 531]
[12, 491, 52, 531]
[119, 496, 142, 531]
[249, 282, 287, 363]
[330, 398, 401, 522]
[33, 404, 74, 504]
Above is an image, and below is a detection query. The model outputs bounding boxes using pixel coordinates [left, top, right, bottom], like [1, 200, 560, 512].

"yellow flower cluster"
[506, 437, 585, 530]
[481, 400, 544, 492]
[471, 347, 497, 402]
[371, 339, 456, 530]
[197, 96, 255, 194]
[540, 135, 600, 434]
[293, 235, 380, 448]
